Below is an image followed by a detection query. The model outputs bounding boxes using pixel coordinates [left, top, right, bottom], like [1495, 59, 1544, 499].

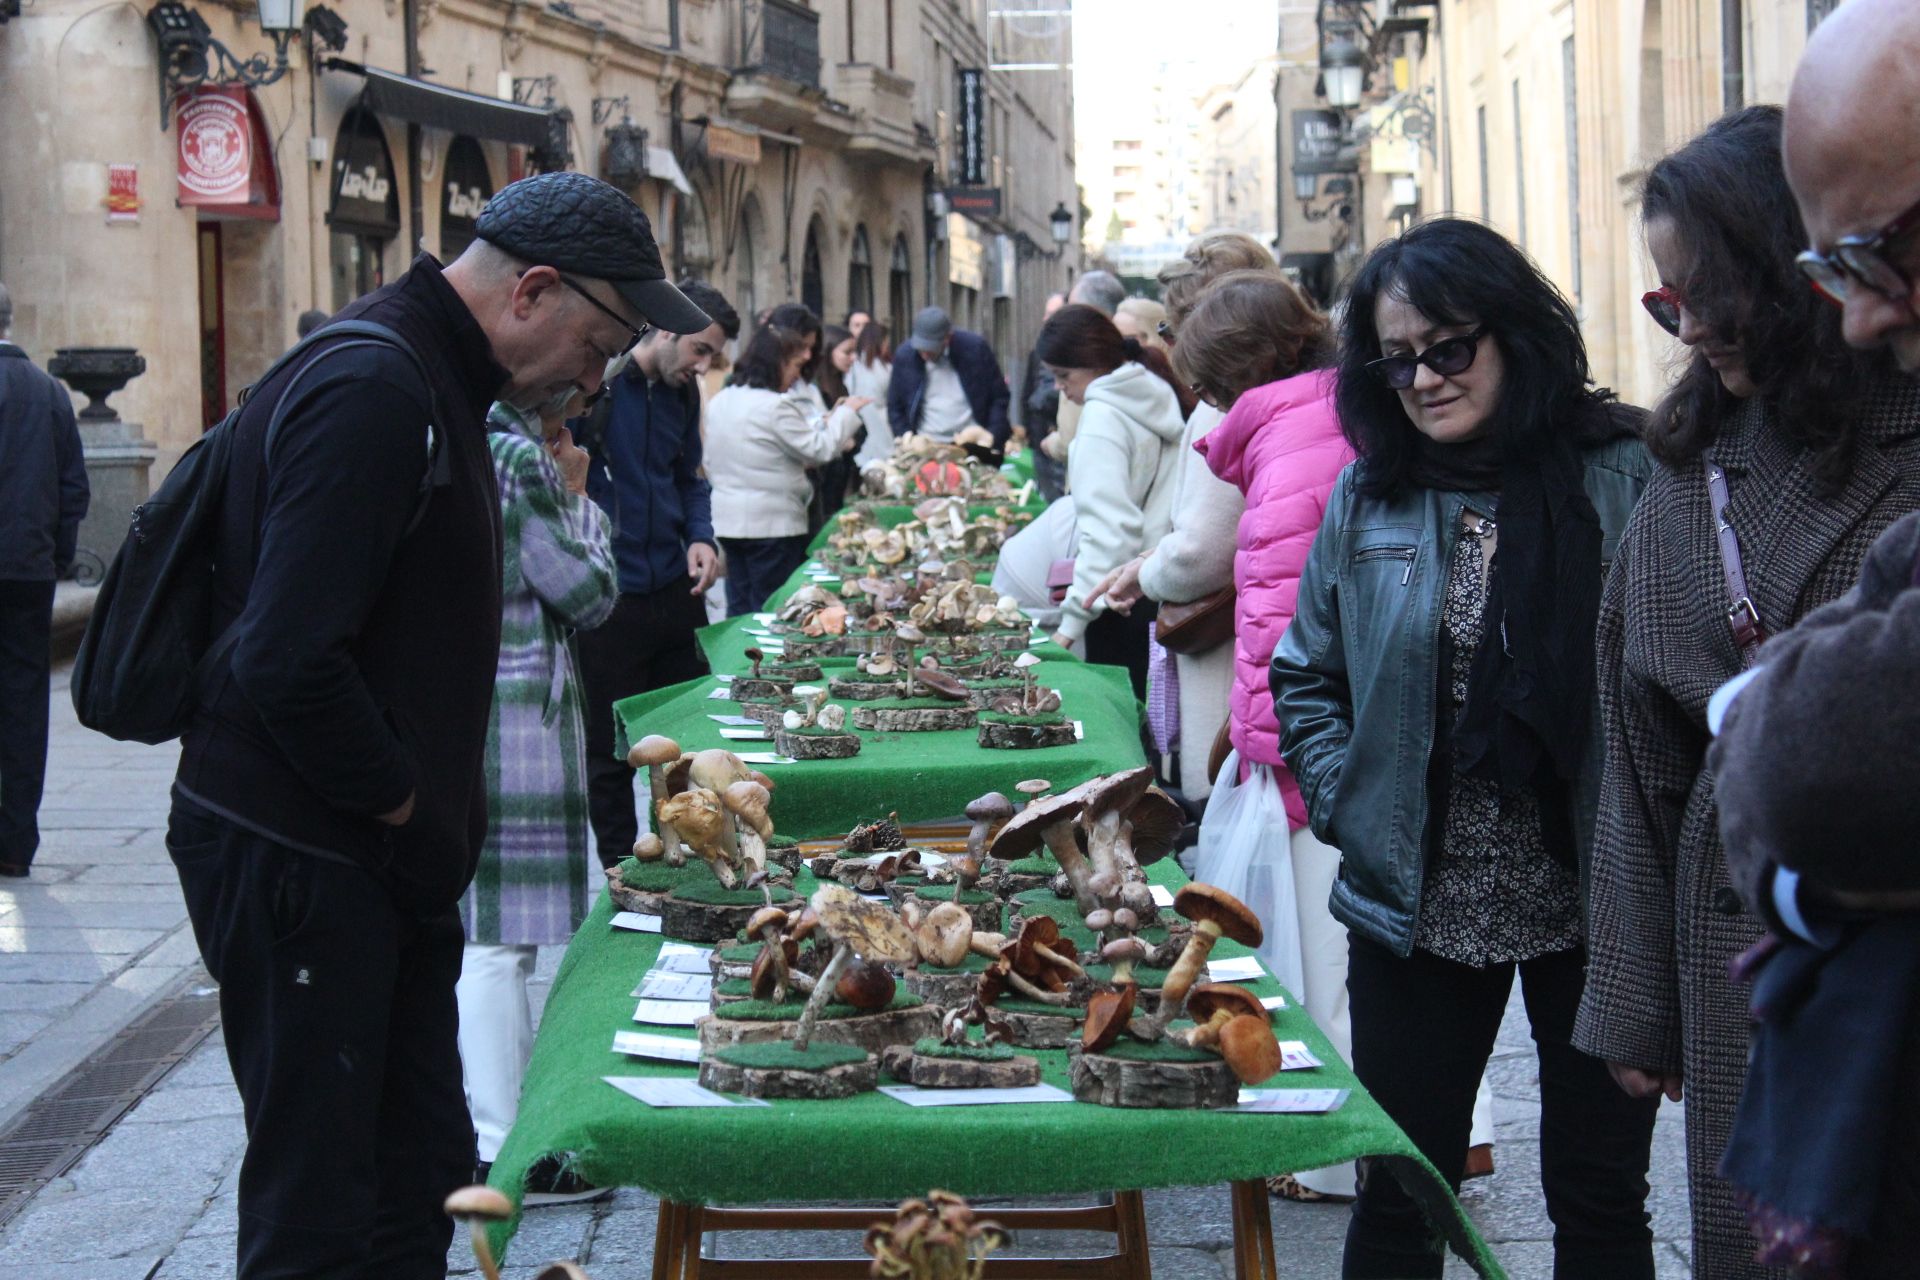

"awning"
[326, 59, 556, 147]
[648, 146, 692, 196]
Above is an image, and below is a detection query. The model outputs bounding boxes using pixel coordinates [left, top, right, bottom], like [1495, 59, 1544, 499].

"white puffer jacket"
[1057, 362, 1186, 643]
[705, 385, 860, 539]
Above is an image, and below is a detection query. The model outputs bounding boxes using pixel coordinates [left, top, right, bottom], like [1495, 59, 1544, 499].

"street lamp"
[148, 0, 344, 127]
[1048, 202, 1073, 247]
[1319, 32, 1368, 111]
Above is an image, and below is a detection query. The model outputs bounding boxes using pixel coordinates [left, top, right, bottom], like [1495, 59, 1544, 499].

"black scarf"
[1405, 406, 1624, 798]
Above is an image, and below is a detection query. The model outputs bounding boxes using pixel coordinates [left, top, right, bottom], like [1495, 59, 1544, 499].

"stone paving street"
[0, 664, 1694, 1279]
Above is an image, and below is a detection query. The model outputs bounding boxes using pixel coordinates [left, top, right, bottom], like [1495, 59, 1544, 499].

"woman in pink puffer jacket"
[1176, 273, 1355, 1199]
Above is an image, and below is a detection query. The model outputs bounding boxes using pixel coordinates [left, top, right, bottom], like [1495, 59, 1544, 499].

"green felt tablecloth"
[611, 619, 1138, 841]
[486, 861, 1502, 1277]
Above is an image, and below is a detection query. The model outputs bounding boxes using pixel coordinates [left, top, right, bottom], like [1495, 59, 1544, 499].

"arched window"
[848, 225, 874, 319]
[327, 106, 399, 311]
[888, 234, 913, 338]
[680, 185, 714, 276]
[801, 215, 826, 319]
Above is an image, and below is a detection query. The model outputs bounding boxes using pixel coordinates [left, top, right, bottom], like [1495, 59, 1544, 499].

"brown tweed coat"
[1573, 380, 1920, 1280]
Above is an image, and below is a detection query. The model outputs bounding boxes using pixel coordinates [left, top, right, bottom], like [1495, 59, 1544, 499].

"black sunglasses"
[1796, 191, 1920, 305]
[555, 274, 644, 357]
[1365, 325, 1491, 390]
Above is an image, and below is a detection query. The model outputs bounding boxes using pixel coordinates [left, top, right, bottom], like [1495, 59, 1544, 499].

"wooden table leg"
[652, 1200, 686, 1280]
[1112, 1189, 1150, 1280]
[1228, 1180, 1277, 1280]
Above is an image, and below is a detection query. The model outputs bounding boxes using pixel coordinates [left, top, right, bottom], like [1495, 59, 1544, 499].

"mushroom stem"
[719, 962, 816, 993]
[469, 1221, 501, 1280]
[1032, 943, 1084, 978]
[1086, 809, 1127, 881]
[644, 766, 684, 863]
[1179, 1008, 1238, 1049]
[1004, 970, 1073, 1006]
[969, 931, 1008, 957]
[1138, 920, 1225, 1038]
[1039, 822, 1101, 915]
[793, 943, 854, 1052]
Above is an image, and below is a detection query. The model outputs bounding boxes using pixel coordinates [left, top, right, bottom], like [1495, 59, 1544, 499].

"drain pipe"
[404, 0, 425, 256]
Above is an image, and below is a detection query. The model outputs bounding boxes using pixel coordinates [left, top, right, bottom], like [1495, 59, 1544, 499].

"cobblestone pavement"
[0, 669, 1694, 1278]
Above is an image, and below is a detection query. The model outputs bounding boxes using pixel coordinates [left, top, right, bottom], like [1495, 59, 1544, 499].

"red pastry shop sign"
[174, 85, 280, 220]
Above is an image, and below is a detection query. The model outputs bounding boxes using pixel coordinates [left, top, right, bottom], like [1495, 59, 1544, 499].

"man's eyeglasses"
[1641, 285, 1686, 337]
[555, 274, 643, 358]
[1365, 325, 1491, 390]
[1796, 193, 1920, 305]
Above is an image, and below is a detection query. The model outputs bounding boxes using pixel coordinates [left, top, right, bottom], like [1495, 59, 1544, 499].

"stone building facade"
[0, 0, 1077, 493]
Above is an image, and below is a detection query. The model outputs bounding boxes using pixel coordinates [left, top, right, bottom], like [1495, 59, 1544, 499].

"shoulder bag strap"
[1706, 455, 1770, 665]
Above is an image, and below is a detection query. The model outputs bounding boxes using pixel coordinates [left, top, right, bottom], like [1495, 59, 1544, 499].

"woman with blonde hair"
[1114, 296, 1169, 354]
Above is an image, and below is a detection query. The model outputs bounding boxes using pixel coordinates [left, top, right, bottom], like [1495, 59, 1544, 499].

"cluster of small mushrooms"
[621, 737, 777, 890]
[864, 1190, 1006, 1280]
[857, 435, 1015, 502]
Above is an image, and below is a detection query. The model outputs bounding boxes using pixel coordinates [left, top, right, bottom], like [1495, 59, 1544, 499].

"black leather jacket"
[1270, 435, 1651, 955]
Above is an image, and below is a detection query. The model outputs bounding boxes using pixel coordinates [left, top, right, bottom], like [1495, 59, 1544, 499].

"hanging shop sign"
[175, 86, 280, 221]
[440, 135, 494, 261]
[944, 187, 1001, 219]
[1291, 108, 1354, 177]
[957, 67, 986, 186]
[705, 121, 763, 165]
[947, 212, 984, 290]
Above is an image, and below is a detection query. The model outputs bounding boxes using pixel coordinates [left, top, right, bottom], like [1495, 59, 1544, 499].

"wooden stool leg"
[1228, 1181, 1278, 1280]
[678, 1201, 707, 1279]
[1112, 1189, 1151, 1280]
[652, 1201, 686, 1280]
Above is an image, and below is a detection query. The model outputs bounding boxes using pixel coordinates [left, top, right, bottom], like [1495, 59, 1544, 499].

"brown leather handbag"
[1154, 585, 1237, 655]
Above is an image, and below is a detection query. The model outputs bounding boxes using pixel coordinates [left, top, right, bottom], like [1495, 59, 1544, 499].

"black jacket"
[886, 330, 1012, 445]
[0, 344, 89, 581]
[176, 256, 507, 914]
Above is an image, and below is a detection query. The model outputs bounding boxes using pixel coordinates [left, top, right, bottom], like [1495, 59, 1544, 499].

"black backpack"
[71, 320, 442, 744]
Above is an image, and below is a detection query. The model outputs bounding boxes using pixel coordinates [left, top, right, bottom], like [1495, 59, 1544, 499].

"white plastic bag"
[1192, 749, 1305, 999]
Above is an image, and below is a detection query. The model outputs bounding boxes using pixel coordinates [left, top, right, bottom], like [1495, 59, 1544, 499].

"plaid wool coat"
[1573, 381, 1920, 1279]
[460, 405, 618, 946]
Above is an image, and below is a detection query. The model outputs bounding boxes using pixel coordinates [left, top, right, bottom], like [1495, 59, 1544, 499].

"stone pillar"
[47, 347, 157, 580]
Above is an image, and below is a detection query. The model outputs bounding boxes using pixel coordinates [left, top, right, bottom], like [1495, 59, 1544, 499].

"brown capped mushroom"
[835, 958, 897, 1009]
[532, 1263, 591, 1280]
[743, 647, 766, 679]
[1217, 1014, 1285, 1084]
[657, 789, 735, 887]
[689, 748, 753, 795]
[1079, 767, 1156, 880]
[963, 792, 1014, 861]
[1082, 982, 1138, 1053]
[1123, 787, 1186, 869]
[445, 1185, 514, 1280]
[1015, 778, 1052, 809]
[625, 735, 684, 862]
[630, 832, 666, 863]
[914, 900, 975, 968]
[1139, 883, 1264, 1038]
[722, 779, 774, 872]
[792, 884, 918, 1050]
[988, 785, 1100, 914]
[914, 668, 969, 703]
[1178, 983, 1268, 1049]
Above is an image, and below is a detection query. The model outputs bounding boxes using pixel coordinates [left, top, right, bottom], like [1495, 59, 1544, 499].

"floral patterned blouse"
[1412, 512, 1584, 967]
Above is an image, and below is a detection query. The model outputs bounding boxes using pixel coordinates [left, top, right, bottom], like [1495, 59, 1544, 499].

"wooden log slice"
[894, 1049, 1042, 1089]
[850, 705, 979, 732]
[902, 967, 981, 1008]
[730, 676, 794, 703]
[976, 630, 1034, 652]
[697, 1003, 940, 1053]
[661, 892, 801, 944]
[1067, 1048, 1240, 1109]
[772, 729, 863, 760]
[997, 1006, 1084, 1050]
[977, 719, 1077, 750]
[699, 1050, 877, 1100]
[608, 879, 668, 916]
[735, 701, 792, 729]
[775, 636, 848, 659]
[826, 677, 910, 701]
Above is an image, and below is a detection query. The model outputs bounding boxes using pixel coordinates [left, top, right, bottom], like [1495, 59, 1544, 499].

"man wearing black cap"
[165, 171, 709, 1280]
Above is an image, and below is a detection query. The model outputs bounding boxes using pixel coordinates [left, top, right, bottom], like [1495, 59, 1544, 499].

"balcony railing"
[741, 0, 820, 89]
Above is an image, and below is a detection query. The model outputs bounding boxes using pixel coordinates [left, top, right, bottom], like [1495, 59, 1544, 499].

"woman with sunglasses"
[1572, 105, 1920, 1280]
[1271, 217, 1659, 1278]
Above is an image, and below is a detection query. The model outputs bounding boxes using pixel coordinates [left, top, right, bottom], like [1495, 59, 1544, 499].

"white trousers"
[455, 942, 538, 1164]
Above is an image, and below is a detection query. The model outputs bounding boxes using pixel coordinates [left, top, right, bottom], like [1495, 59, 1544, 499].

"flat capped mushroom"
[445, 1185, 514, 1280]
[964, 792, 1014, 859]
[689, 748, 753, 795]
[914, 668, 969, 702]
[792, 885, 918, 1050]
[912, 900, 975, 967]
[1015, 778, 1052, 809]
[1122, 787, 1186, 869]
[1082, 983, 1138, 1052]
[988, 787, 1099, 914]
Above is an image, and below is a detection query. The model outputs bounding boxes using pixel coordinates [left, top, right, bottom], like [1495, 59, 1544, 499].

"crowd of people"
[0, 0, 1915, 1275]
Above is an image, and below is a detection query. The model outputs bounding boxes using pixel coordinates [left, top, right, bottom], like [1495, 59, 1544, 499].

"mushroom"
[689, 748, 753, 796]
[817, 703, 848, 732]
[444, 1185, 514, 1280]
[746, 904, 792, 1001]
[914, 668, 970, 703]
[1015, 778, 1052, 809]
[1178, 983, 1268, 1049]
[793, 885, 917, 1051]
[892, 624, 925, 694]
[626, 735, 684, 862]
[1138, 883, 1264, 1038]
[912, 901, 975, 968]
[630, 832, 665, 862]
[1082, 983, 1138, 1053]
[835, 958, 897, 1009]
[657, 789, 736, 887]
[743, 647, 766, 679]
[722, 779, 773, 872]
[988, 785, 1101, 915]
[1079, 767, 1156, 882]
[1003, 915, 1084, 1004]
[1122, 787, 1186, 874]
[1099, 935, 1151, 985]
[1217, 1015, 1285, 1085]
[964, 793, 1014, 862]
[1013, 652, 1042, 712]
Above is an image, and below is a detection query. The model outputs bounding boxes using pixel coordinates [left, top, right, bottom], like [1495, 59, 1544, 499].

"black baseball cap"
[475, 172, 714, 335]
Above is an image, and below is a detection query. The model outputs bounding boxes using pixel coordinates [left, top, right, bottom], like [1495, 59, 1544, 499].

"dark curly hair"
[1641, 104, 1885, 492]
[1335, 217, 1614, 498]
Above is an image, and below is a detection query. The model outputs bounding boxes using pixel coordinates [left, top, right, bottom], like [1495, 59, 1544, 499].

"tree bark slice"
[661, 893, 801, 944]
[899, 1050, 1042, 1088]
[902, 967, 981, 1008]
[731, 676, 796, 703]
[697, 1054, 878, 1099]
[772, 729, 863, 759]
[850, 705, 980, 732]
[826, 677, 910, 700]
[608, 880, 669, 916]
[697, 1003, 941, 1054]
[997, 1006, 1084, 1049]
[977, 720, 1077, 750]
[736, 701, 793, 729]
[1068, 1049, 1241, 1108]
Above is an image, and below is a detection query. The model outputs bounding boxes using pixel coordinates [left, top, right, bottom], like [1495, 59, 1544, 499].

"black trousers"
[167, 791, 472, 1280]
[0, 579, 55, 869]
[720, 535, 810, 619]
[1344, 936, 1659, 1280]
[1084, 598, 1157, 702]
[575, 578, 711, 865]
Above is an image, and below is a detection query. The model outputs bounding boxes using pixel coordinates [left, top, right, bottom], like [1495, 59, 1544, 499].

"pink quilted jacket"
[1195, 369, 1353, 828]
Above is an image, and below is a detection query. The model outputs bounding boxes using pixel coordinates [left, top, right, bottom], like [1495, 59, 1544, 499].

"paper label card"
[718, 727, 771, 741]
[635, 971, 713, 1002]
[1277, 1041, 1323, 1071]
[1228, 1088, 1350, 1114]
[709, 714, 765, 726]
[1149, 884, 1175, 906]
[735, 752, 799, 765]
[707, 688, 734, 700]
[633, 999, 706, 1026]
[603, 1076, 768, 1108]
[1260, 994, 1288, 1011]
[1206, 956, 1266, 982]
[653, 943, 714, 974]
[714, 674, 735, 683]
[611, 912, 663, 933]
[611, 1031, 702, 1063]
[1073, 720, 1085, 740]
[754, 613, 777, 624]
[878, 1083, 1076, 1107]
[745, 629, 776, 637]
